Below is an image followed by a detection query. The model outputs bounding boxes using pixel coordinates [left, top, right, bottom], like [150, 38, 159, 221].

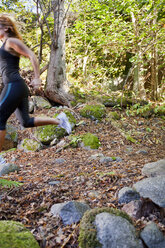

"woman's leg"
[16, 98, 71, 134]
[33, 116, 60, 126]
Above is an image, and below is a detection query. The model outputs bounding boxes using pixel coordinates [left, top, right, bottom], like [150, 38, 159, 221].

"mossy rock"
[81, 133, 100, 149]
[79, 207, 133, 248]
[18, 138, 42, 152]
[108, 111, 121, 120]
[31, 96, 52, 109]
[68, 135, 82, 148]
[0, 220, 39, 248]
[6, 125, 18, 143]
[80, 104, 106, 121]
[34, 125, 66, 145]
[3, 124, 18, 151]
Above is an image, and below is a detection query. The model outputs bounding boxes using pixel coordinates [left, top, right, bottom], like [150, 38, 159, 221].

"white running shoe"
[57, 112, 72, 134]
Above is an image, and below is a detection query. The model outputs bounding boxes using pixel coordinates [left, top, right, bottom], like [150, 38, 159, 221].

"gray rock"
[142, 159, 165, 177]
[54, 158, 66, 164]
[118, 187, 140, 204]
[90, 153, 104, 160]
[136, 150, 148, 155]
[18, 138, 42, 152]
[115, 157, 123, 162]
[140, 222, 165, 248]
[122, 200, 143, 219]
[31, 96, 52, 109]
[133, 176, 165, 207]
[0, 163, 20, 176]
[50, 201, 91, 225]
[100, 157, 113, 164]
[48, 181, 60, 185]
[94, 212, 143, 248]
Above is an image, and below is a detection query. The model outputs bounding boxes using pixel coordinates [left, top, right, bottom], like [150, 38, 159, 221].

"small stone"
[50, 201, 91, 225]
[100, 156, 113, 164]
[122, 200, 143, 219]
[125, 146, 133, 153]
[54, 158, 66, 164]
[48, 181, 60, 185]
[0, 163, 20, 176]
[90, 153, 104, 160]
[118, 187, 140, 204]
[136, 150, 148, 155]
[115, 157, 123, 162]
[88, 190, 100, 199]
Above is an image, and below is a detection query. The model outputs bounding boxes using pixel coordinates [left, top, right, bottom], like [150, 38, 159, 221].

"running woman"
[0, 14, 71, 158]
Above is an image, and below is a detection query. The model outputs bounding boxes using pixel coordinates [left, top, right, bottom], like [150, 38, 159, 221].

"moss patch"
[0, 220, 39, 248]
[19, 139, 42, 152]
[108, 111, 121, 120]
[34, 125, 66, 145]
[80, 104, 106, 121]
[79, 207, 133, 248]
[82, 133, 100, 149]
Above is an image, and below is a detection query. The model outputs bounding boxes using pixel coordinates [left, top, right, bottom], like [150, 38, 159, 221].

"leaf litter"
[0, 107, 165, 247]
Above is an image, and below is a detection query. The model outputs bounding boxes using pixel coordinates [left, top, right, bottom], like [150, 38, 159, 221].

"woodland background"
[1, 0, 164, 104]
[0, 1, 165, 248]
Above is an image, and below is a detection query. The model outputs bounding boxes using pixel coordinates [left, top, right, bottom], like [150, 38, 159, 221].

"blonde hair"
[0, 14, 22, 40]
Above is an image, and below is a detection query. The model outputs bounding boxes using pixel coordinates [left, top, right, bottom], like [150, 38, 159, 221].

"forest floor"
[0, 104, 165, 248]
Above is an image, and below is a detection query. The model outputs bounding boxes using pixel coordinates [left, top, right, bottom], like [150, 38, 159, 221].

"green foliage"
[0, 179, 23, 188]
[126, 135, 137, 144]
[126, 102, 165, 117]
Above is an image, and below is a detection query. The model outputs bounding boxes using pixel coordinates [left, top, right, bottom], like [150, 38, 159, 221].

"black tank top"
[0, 40, 22, 84]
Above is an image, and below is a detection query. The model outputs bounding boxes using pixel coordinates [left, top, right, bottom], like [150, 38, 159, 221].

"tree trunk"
[131, 12, 146, 99]
[44, 0, 72, 107]
[151, 9, 158, 100]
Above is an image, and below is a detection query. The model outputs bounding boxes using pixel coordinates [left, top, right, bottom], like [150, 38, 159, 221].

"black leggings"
[0, 80, 34, 130]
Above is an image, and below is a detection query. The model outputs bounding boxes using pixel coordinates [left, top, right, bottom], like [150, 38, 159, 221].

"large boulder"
[133, 176, 165, 208]
[0, 220, 39, 248]
[95, 212, 143, 248]
[78, 207, 143, 248]
[142, 159, 165, 177]
[50, 201, 91, 225]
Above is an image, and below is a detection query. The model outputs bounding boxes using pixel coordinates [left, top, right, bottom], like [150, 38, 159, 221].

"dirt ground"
[0, 106, 165, 248]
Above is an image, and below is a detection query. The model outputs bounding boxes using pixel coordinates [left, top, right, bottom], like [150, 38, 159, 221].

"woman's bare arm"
[6, 37, 41, 88]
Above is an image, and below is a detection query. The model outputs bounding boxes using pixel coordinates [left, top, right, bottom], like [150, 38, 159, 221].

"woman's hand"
[31, 78, 41, 90]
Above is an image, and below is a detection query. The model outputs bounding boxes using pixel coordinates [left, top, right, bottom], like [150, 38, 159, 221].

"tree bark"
[151, 9, 158, 100]
[131, 12, 146, 99]
[44, 0, 72, 107]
